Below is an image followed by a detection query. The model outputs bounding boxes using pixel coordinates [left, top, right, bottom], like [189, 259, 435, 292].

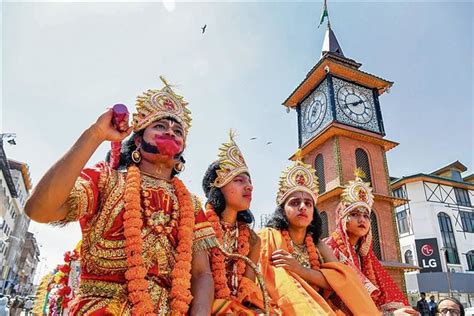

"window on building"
[454, 188, 471, 207]
[404, 250, 414, 265]
[459, 211, 474, 233]
[371, 211, 382, 260]
[451, 170, 462, 182]
[393, 187, 407, 199]
[396, 210, 409, 234]
[438, 212, 460, 264]
[355, 148, 372, 185]
[315, 154, 326, 193]
[320, 211, 329, 238]
[467, 251, 474, 271]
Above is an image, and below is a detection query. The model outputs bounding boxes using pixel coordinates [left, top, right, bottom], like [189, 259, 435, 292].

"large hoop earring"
[131, 148, 141, 164]
[174, 161, 185, 173]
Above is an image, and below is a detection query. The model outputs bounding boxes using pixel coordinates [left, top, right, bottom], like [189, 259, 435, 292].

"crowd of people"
[0, 294, 34, 316]
[23, 79, 468, 315]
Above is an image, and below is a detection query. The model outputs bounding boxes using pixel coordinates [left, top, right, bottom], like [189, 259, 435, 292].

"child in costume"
[202, 131, 269, 315]
[325, 170, 418, 315]
[260, 158, 380, 316]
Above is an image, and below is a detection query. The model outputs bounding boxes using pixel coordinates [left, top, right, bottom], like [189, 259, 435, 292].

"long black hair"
[266, 202, 323, 245]
[105, 118, 185, 177]
[202, 161, 254, 224]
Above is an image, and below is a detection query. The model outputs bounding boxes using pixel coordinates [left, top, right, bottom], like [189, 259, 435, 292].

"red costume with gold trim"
[51, 78, 216, 315]
[57, 163, 213, 315]
[325, 172, 408, 313]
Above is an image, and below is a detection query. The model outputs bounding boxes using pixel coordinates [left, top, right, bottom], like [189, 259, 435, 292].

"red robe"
[55, 162, 215, 315]
[324, 203, 408, 312]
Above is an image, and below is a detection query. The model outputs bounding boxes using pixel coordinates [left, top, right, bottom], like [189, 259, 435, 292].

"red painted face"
[220, 173, 253, 212]
[284, 191, 314, 229]
[139, 119, 185, 161]
[345, 208, 370, 239]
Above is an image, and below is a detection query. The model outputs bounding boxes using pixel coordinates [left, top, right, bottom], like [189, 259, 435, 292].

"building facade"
[0, 140, 34, 294]
[17, 232, 41, 295]
[392, 161, 474, 307]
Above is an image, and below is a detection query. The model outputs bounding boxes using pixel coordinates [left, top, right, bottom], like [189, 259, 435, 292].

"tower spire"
[319, 0, 344, 57]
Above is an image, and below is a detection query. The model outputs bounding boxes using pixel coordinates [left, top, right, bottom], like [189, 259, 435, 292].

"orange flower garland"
[205, 204, 250, 301]
[169, 177, 195, 315]
[282, 230, 320, 270]
[123, 165, 195, 315]
[124, 165, 154, 315]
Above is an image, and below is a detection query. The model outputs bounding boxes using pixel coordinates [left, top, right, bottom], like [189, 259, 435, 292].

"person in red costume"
[325, 170, 418, 316]
[25, 77, 217, 316]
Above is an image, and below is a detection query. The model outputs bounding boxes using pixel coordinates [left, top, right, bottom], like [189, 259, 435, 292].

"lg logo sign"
[421, 244, 438, 268]
[415, 238, 442, 273]
[421, 244, 434, 257]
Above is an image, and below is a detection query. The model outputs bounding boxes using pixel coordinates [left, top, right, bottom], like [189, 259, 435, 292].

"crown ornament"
[340, 168, 374, 217]
[276, 150, 319, 205]
[132, 76, 192, 134]
[213, 130, 250, 188]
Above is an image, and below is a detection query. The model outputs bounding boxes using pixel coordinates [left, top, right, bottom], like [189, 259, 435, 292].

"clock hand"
[347, 100, 364, 106]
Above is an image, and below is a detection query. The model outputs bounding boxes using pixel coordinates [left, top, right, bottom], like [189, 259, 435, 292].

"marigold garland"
[205, 204, 250, 301]
[282, 230, 320, 270]
[169, 177, 195, 315]
[124, 165, 154, 316]
[123, 165, 195, 316]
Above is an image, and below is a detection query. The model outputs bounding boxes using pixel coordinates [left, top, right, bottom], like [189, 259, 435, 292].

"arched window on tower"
[370, 211, 382, 260]
[320, 211, 329, 238]
[355, 148, 372, 185]
[438, 212, 460, 264]
[404, 250, 414, 265]
[315, 154, 326, 193]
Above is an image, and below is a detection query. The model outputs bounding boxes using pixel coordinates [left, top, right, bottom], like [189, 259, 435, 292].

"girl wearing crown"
[325, 172, 417, 315]
[259, 159, 380, 315]
[25, 78, 216, 315]
[201, 132, 269, 315]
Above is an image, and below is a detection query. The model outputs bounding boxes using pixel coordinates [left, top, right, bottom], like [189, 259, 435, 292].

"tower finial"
[318, 0, 330, 29]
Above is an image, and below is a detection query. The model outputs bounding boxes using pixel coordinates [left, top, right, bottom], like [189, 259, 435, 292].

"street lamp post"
[440, 247, 453, 297]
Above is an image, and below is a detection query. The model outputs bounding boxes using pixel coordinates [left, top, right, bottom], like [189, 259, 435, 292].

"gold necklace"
[291, 240, 311, 268]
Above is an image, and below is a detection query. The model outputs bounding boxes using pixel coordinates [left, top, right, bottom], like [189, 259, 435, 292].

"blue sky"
[2, 0, 472, 274]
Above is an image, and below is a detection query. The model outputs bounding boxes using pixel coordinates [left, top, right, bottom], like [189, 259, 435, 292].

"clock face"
[337, 85, 374, 124]
[303, 91, 327, 134]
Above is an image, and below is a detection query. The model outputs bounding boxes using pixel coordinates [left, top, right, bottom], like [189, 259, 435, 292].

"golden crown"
[213, 130, 249, 188]
[340, 168, 374, 217]
[132, 76, 192, 134]
[276, 151, 319, 205]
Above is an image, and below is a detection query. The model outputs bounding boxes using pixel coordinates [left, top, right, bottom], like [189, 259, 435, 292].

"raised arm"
[24, 109, 131, 223]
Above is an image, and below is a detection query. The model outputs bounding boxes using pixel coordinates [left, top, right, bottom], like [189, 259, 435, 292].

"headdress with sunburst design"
[340, 168, 374, 217]
[213, 130, 249, 188]
[132, 76, 192, 135]
[276, 150, 319, 205]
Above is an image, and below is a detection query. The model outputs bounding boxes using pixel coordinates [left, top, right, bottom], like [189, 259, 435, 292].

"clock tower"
[283, 18, 410, 290]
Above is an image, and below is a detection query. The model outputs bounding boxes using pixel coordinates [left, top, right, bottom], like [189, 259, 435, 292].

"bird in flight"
[201, 24, 207, 34]
[266, 141, 272, 145]
[250, 137, 257, 140]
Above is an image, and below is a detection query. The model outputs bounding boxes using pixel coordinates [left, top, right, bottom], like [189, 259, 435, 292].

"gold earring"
[174, 161, 185, 173]
[131, 149, 141, 163]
